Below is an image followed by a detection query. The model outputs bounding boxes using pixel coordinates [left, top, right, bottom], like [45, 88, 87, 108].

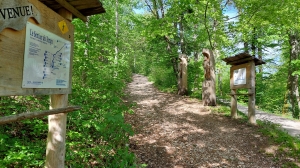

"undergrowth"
[0, 64, 136, 167]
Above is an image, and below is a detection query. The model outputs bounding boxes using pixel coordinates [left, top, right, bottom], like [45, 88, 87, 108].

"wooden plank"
[0, 106, 80, 125]
[54, 0, 87, 22]
[0, 0, 74, 96]
[226, 57, 254, 65]
[38, 0, 105, 16]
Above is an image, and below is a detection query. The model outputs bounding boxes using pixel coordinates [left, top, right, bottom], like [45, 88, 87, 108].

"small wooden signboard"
[0, 0, 75, 96]
[0, 0, 105, 167]
[223, 53, 265, 124]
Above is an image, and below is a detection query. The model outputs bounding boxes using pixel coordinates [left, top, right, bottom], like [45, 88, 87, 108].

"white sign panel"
[233, 68, 246, 85]
[22, 22, 71, 88]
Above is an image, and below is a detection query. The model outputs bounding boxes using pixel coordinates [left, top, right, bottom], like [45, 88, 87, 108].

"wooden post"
[231, 89, 237, 118]
[46, 8, 72, 168]
[248, 61, 256, 124]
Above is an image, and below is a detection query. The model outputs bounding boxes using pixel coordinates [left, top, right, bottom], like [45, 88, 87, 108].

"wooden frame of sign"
[1, 0, 105, 167]
[0, 0, 74, 96]
[230, 62, 253, 89]
[223, 53, 265, 125]
[229, 61, 256, 124]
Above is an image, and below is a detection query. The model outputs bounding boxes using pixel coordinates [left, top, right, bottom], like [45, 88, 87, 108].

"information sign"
[233, 68, 246, 85]
[22, 22, 71, 88]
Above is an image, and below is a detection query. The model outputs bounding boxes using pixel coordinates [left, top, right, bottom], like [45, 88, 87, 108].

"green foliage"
[149, 65, 177, 93]
[188, 60, 204, 98]
[1, 0, 138, 166]
[0, 96, 48, 167]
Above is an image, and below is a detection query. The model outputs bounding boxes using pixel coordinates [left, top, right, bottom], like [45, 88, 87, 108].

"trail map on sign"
[233, 68, 246, 85]
[22, 22, 71, 88]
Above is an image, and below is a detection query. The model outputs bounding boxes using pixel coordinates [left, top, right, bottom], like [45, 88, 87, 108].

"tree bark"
[202, 49, 216, 106]
[287, 31, 300, 119]
[179, 14, 185, 54]
[114, 0, 119, 76]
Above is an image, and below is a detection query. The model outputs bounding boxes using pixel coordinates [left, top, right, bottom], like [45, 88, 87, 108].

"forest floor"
[125, 74, 298, 168]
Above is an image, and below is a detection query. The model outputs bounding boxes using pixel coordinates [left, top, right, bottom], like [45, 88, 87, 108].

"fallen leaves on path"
[125, 74, 281, 168]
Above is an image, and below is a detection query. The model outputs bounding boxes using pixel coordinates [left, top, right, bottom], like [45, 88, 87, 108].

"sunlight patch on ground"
[264, 145, 279, 155]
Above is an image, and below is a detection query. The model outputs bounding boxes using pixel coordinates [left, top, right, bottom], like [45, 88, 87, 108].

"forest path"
[125, 74, 285, 168]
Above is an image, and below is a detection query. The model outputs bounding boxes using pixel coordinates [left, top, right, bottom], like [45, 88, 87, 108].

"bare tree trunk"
[82, 16, 90, 85]
[287, 31, 300, 119]
[179, 15, 185, 54]
[202, 49, 216, 106]
[251, 27, 257, 56]
[244, 41, 249, 53]
[114, 0, 119, 76]
[258, 46, 263, 73]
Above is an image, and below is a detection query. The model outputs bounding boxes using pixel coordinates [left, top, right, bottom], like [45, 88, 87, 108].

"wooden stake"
[46, 8, 72, 168]
[231, 89, 237, 118]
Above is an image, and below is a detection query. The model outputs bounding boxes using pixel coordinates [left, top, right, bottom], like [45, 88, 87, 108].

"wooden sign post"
[223, 53, 265, 125]
[0, 0, 105, 167]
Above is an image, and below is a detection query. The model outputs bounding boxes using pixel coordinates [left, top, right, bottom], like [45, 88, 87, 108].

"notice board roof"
[39, 0, 105, 22]
[222, 53, 266, 66]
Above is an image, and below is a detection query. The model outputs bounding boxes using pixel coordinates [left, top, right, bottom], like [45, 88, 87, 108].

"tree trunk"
[82, 16, 90, 85]
[114, 0, 119, 76]
[177, 54, 188, 95]
[287, 31, 300, 119]
[258, 46, 263, 73]
[251, 27, 257, 56]
[244, 41, 249, 53]
[179, 15, 185, 54]
[202, 49, 216, 106]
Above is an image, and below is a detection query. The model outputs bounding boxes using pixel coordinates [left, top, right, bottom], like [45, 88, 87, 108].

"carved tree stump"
[202, 49, 216, 106]
[178, 55, 188, 95]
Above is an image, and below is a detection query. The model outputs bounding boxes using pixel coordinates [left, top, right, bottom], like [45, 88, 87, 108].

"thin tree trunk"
[287, 30, 300, 119]
[244, 41, 249, 53]
[82, 16, 90, 85]
[258, 46, 263, 73]
[115, 0, 119, 76]
[251, 27, 257, 56]
[179, 15, 185, 54]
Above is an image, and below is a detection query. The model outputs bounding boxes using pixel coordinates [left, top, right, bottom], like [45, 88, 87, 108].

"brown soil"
[125, 74, 281, 168]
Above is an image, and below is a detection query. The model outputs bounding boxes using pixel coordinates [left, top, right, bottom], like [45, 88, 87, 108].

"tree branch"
[204, 1, 213, 50]
[221, 0, 230, 11]
[0, 106, 81, 125]
[145, 0, 156, 17]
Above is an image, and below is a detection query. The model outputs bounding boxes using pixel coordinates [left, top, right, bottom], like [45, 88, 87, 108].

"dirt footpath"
[125, 74, 282, 168]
